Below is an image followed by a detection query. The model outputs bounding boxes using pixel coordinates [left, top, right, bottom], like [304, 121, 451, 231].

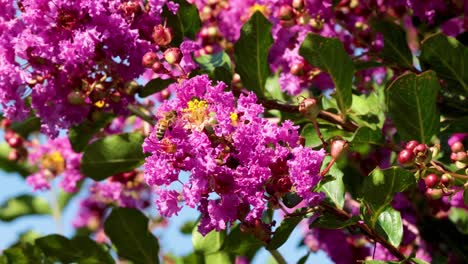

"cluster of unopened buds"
[450, 141, 467, 169]
[1, 119, 27, 162]
[397, 140, 434, 166]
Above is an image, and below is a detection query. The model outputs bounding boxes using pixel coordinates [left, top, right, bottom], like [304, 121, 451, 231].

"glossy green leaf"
[234, 11, 273, 98]
[180, 220, 197, 234]
[410, 258, 430, 264]
[266, 216, 302, 250]
[223, 224, 262, 258]
[301, 123, 353, 148]
[318, 156, 345, 209]
[10, 117, 41, 138]
[69, 113, 114, 152]
[464, 190, 468, 206]
[375, 207, 403, 247]
[297, 253, 310, 264]
[299, 33, 354, 113]
[310, 212, 359, 229]
[282, 192, 303, 208]
[195, 51, 232, 84]
[139, 78, 174, 98]
[163, 0, 201, 45]
[361, 167, 415, 227]
[0, 194, 50, 222]
[420, 33, 468, 93]
[386, 71, 440, 143]
[104, 208, 159, 264]
[192, 226, 225, 254]
[265, 73, 285, 101]
[350, 127, 384, 147]
[0, 143, 32, 177]
[81, 133, 145, 180]
[372, 19, 413, 69]
[36, 234, 113, 264]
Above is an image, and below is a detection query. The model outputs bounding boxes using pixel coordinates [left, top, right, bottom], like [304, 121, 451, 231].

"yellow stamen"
[230, 112, 238, 126]
[41, 151, 65, 174]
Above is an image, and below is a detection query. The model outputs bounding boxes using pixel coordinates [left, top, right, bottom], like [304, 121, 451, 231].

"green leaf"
[10, 117, 41, 138]
[223, 224, 262, 258]
[350, 127, 384, 148]
[0, 194, 50, 222]
[361, 167, 415, 227]
[372, 19, 413, 69]
[362, 261, 399, 264]
[234, 11, 273, 98]
[449, 208, 468, 234]
[282, 192, 303, 208]
[297, 253, 310, 264]
[299, 33, 354, 114]
[204, 251, 231, 264]
[9, 230, 42, 248]
[195, 51, 232, 84]
[104, 208, 159, 264]
[139, 78, 174, 98]
[192, 227, 225, 254]
[375, 207, 403, 247]
[354, 60, 384, 71]
[420, 33, 468, 93]
[266, 216, 302, 250]
[265, 73, 285, 101]
[310, 212, 359, 229]
[0, 143, 32, 177]
[3, 244, 44, 264]
[349, 91, 386, 130]
[300, 123, 353, 148]
[318, 156, 345, 209]
[163, 0, 201, 45]
[386, 71, 441, 143]
[410, 257, 431, 264]
[69, 113, 114, 152]
[36, 234, 113, 264]
[81, 133, 145, 180]
[180, 220, 197, 234]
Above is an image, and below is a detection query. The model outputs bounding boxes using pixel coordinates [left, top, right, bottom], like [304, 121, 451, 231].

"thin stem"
[312, 120, 327, 147]
[258, 98, 358, 132]
[320, 157, 336, 177]
[128, 104, 156, 126]
[268, 249, 287, 264]
[430, 160, 468, 180]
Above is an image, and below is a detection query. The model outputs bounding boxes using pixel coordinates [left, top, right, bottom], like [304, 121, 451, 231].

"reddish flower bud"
[290, 61, 305, 76]
[292, 0, 304, 11]
[426, 188, 443, 200]
[151, 61, 164, 73]
[278, 5, 293, 20]
[450, 152, 458, 161]
[424, 173, 438, 188]
[164, 48, 182, 64]
[331, 139, 348, 159]
[456, 151, 467, 161]
[109, 91, 122, 103]
[440, 173, 453, 187]
[405, 140, 419, 151]
[1, 118, 11, 128]
[7, 134, 23, 148]
[152, 25, 173, 46]
[142, 52, 158, 68]
[121, 1, 141, 16]
[398, 149, 414, 165]
[299, 98, 320, 120]
[160, 89, 171, 100]
[451, 141, 465, 153]
[414, 144, 427, 154]
[7, 149, 20, 161]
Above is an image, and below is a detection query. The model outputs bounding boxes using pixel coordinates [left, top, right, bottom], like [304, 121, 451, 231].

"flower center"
[41, 151, 65, 174]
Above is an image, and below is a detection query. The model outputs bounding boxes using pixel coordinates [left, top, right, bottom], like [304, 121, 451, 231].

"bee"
[156, 110, 177, 140]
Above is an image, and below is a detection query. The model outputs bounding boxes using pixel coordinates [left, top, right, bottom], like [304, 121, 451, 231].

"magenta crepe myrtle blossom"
[143, 75, 325, 235]
[26, 137, 82, 193]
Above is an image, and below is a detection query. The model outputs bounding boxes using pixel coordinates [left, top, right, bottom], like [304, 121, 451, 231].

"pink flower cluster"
[143, 75, 325, 235]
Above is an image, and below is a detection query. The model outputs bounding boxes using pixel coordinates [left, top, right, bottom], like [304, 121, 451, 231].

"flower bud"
[292, 0, 304, 11]
[7, 134, 23, 148]
[413, 144, 427, 155]
[440, 173, 453, 187]
[331, 139, 348, 159]
[455, 151, 467, 162]
[278, 5, 293, 20]
[160, 89, 171, 100]
[67, 90, 85, 105]
[142, 52, 158, 68]
[424, 174, 438, 188]
[426, 188, 443, 200]
[405, 140, 419, 151]
[290, 61, 305, 76]
[1, 118, 12, 128]
[164, 48, 182, 65]
[451, 141, 465, 153]
[7, 149, 20, 161]
[152, 25, 173, 46]
[152, 61, 164, 73]
[398, 149, 414, 165]
[109, 91, 122, 103]
[299, 98, 320, 121]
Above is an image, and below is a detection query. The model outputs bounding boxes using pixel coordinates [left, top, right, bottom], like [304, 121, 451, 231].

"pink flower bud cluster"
[143, 75, 325, 235]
